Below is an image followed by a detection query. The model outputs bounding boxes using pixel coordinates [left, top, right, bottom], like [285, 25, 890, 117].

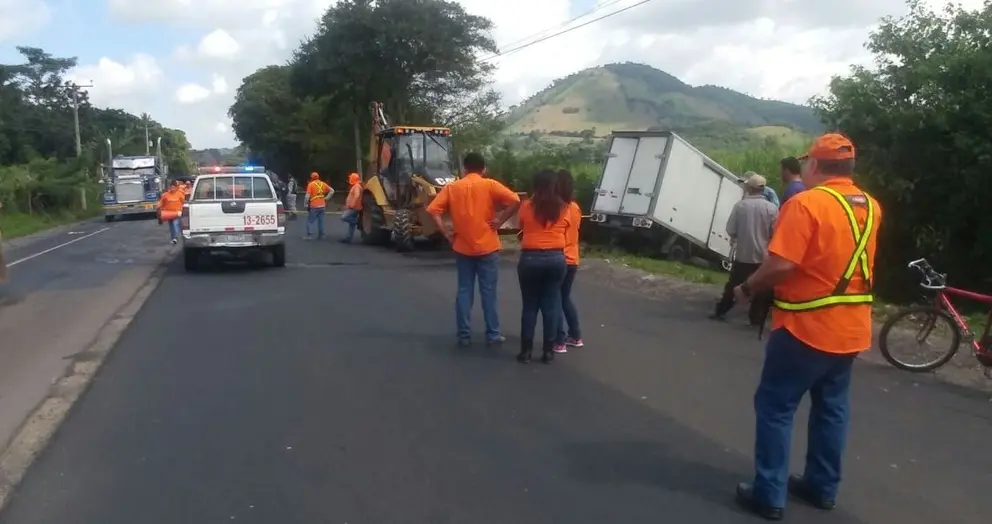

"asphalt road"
[1, 218, 990, 523]
[0, 216, 172, 452]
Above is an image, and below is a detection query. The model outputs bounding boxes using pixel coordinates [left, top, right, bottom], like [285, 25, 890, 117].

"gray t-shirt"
[726, 195, 778, 264]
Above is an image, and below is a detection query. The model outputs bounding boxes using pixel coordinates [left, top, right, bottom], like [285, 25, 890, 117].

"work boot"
[787, 475, 836, 510]
[516, 340, 533, 363]
[540, 340, 555, 364]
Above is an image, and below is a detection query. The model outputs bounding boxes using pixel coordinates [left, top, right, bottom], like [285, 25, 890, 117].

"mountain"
[504, 62, 821, 149]
[190, 147, 249, 167]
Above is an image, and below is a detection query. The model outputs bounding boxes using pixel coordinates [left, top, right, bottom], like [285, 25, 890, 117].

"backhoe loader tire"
[360, 192, 389, 246]
[393, 208, 415, 252]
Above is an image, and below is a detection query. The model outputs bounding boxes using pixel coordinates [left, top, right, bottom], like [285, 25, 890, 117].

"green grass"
[0, 209, 97, 240]
[581, 246, 725, 285]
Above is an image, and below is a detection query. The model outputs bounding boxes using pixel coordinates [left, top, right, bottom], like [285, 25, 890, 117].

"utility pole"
[144, 116, 150, 155]
[70, 82, 93, 157]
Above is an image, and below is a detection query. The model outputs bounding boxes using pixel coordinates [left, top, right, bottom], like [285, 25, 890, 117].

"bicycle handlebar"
[907, 258, 947, 289]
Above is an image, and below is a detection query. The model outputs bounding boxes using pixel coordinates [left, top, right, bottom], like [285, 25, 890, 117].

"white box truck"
[588, 130, 743, 268]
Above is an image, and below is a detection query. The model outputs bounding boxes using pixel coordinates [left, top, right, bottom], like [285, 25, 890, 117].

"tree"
[812, 0, 992, 298]
[288, 0, 499, 173]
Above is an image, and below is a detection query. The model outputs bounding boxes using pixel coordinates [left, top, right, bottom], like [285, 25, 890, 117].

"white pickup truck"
[181, 169, 286, 271]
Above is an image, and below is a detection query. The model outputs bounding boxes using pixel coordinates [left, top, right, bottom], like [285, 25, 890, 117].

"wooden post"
[80, 187, 87, 211]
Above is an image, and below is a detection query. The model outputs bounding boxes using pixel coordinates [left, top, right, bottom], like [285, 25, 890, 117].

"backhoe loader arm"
[367, 102, 391, 179]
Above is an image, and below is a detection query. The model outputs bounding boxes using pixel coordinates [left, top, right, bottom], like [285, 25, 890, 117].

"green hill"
[504, 62, 820, 150]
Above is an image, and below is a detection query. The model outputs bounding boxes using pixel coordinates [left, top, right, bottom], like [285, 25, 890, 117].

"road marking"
[5, 227, 111, 268]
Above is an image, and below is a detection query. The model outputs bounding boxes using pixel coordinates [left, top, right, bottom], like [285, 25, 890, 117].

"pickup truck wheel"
[360, 192, 389, 245]
[393, 209, 415, 252]
[183, 248, 200, 272]
[271, 244, 286, 267]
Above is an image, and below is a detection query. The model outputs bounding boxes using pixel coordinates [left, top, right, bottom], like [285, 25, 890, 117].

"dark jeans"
[715, 261, 769, 324]
[752, 328, 858, 508]
[556, 265, 581, 344]
[517, 250, 567, 345]
[455, 251, 500, 342]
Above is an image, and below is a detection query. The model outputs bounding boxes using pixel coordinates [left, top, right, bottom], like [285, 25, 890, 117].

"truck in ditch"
[587, 130, 744, 269]
[102, 156, 167, 221]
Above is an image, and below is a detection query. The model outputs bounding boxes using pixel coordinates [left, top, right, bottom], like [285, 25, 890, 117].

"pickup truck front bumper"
[183, 230, 285, 249]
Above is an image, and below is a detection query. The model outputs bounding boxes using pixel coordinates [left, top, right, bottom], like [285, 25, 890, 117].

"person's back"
[517, 199, 570, 250]
[771, 180, 881, 352]
[429, 170, 518, 257]
[727, 195, 778, 264]
[426, 152, 520, 346]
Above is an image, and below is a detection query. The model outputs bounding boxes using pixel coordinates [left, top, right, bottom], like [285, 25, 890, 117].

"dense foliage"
[812, 0, 992, 299]
[229, 0, 505, 187]
[0, 47, 194, 217]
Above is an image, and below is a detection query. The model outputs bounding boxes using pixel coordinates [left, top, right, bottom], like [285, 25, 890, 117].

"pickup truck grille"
[115, 180, 145, 203]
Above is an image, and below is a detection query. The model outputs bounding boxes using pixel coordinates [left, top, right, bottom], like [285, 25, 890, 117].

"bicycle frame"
[933, 286, 992, 356]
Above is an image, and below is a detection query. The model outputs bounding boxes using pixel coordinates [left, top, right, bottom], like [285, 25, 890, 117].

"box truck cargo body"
[588, 131, 744, 266]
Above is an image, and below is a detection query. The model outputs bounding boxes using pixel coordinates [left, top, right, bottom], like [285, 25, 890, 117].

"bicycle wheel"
[879, 305, 961, 372]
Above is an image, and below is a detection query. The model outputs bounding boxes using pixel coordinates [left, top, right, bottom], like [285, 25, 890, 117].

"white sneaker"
[171, 239, 177, 244]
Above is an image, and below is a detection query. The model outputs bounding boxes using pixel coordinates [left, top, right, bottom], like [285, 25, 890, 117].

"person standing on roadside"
[553, 169, 584, 354]
[158, 180, 186, 245]
[731, 134, 882, 520]
[514, 169, 570, 364]
[340, 172, 362, 244]
[780, 157, 805, 203]
[304, 172, 333, 240]
[427, 152, 521, 347]
[286, 175, 298, 217]
[711, 174, 777, 325]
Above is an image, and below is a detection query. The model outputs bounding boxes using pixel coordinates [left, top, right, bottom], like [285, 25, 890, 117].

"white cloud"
[197, 29, 241, 59]
[176, 83, 211, 104]
[0, 0, 52, 42]
[67, 54, 163, 115]
[212, 75, 228, 94]
[94, 0, 988, 148]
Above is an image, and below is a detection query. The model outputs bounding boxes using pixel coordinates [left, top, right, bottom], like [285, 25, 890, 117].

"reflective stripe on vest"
[773, 186, 875, 312]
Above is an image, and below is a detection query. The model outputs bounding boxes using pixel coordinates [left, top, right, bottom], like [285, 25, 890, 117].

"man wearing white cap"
[711, 173, 778, 325]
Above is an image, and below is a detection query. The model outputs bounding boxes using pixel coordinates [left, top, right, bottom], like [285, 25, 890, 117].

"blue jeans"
[752, 328, 858, 508]
[455, 251, 501, 342]
[556, 264, 581, 344]
[517, 250, 567, 345]
[340, 209, 359, 240]
[307, 207, 326, 237]
[167, 219, 181, 241]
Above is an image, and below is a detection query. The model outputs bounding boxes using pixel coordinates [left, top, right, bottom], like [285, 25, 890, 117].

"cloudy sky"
[0, 0, 979, 148]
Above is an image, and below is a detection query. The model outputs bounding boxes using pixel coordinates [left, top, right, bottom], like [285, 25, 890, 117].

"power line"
[481, 0, 654, 62]
[494, 0, 626, 52]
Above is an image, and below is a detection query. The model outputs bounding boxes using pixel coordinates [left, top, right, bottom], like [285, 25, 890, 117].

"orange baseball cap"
[799, 133, 855, 161]
[348, 172, 360, 185]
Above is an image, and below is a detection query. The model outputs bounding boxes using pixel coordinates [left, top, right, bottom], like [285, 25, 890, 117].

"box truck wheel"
[668, 243, 689, 263]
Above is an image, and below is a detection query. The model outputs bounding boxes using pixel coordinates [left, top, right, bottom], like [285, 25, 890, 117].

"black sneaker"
[787, 475, 836, 510]
[708, 313, 727, 321]
[734, 483, 783, 520]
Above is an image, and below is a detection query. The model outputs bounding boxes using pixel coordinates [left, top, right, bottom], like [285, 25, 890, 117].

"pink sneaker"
[552, 344, 568, 354]
[565, 338, 584, 348]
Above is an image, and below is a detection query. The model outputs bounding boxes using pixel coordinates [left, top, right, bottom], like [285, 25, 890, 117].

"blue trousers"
[167, 219, 181, 241]
[340, 209, 359, 240]
[517, 250, 567, 345]
[556, 264, 581, 344]
[752, 328, 858, 508]
[455, 251, 501, 342]
[307, 207, 326, 237]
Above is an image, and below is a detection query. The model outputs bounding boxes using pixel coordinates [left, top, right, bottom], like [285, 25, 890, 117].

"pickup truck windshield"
[193, 175, 274, 200]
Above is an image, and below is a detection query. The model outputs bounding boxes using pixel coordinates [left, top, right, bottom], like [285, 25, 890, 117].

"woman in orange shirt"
[553, 169, 583, 353]
[515, 170, 570, 364]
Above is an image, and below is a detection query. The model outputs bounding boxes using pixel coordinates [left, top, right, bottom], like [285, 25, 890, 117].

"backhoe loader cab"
[373, 126, 456, 208]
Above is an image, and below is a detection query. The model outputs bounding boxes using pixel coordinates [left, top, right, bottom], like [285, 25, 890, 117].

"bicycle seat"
[908, 258, 946, 288]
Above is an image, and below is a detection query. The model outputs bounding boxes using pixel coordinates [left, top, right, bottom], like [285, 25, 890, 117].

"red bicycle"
[878, 258, 992, 376]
